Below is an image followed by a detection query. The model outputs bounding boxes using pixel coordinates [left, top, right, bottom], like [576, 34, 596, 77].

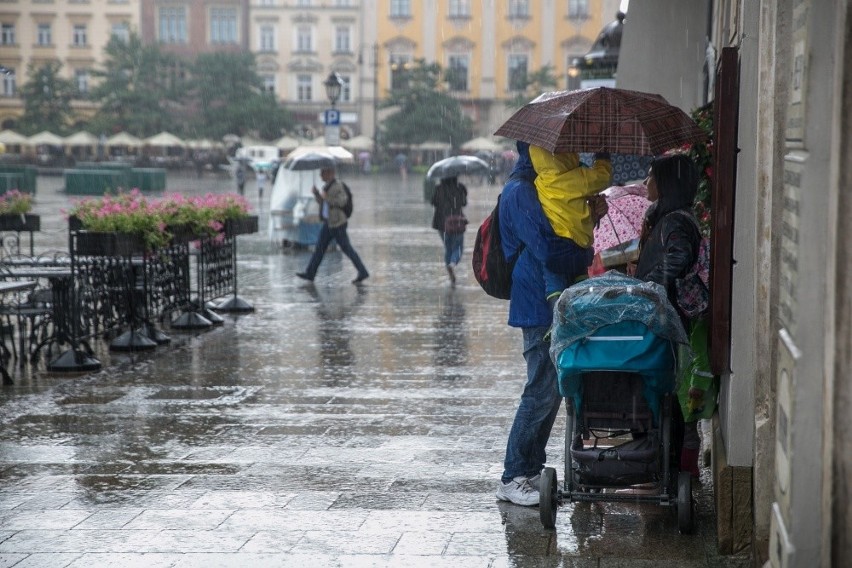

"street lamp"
[324, 72, 342, 109]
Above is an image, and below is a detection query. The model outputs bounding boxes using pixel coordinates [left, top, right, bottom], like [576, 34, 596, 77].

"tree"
[16, 60, 77, 135]
[190, 52, 292, 140]
[380, 59, 473, 150]
[505, 64, 559, 109]
[87, 33, 187, 137]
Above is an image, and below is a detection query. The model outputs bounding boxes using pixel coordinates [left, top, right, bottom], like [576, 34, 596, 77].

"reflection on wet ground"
[0, 173, 750, 566]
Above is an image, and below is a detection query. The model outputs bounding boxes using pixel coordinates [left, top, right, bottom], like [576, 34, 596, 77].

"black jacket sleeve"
[641, 216, 698, 294]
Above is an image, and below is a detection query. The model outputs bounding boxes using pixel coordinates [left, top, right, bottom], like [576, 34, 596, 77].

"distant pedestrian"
[430, 176, 468, 286]
[395, 152, 408, 182]
[256, 169, 268, 198]
[235, 167, 246, 195]
[296, 166, 369, 284]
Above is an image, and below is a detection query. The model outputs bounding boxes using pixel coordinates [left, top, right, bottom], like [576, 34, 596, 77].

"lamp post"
[323, 72, 342, 146]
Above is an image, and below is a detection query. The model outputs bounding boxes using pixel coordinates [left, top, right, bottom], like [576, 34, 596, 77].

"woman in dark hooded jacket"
[634, 153, 701, 311]
[634, 152, 704, 478]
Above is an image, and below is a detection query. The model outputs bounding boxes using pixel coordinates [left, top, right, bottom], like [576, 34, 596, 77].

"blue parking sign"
[324, 109, 340, 126]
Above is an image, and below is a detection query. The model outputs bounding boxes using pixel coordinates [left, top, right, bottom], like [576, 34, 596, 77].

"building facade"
[0, 0, 139, 127]
[1, 0, 612, 141]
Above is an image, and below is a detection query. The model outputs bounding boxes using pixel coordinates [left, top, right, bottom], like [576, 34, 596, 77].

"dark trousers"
[303, 222, 368, 279]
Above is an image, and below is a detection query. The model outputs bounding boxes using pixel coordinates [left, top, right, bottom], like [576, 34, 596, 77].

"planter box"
[224, 215, 258, 237]
[167, 223, 200, 245]
[0, 213, 40, 232]
[73, 231, 146, 257]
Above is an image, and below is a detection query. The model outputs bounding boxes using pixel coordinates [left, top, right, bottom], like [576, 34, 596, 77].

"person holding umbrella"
[430, 176, 468, 285]
[494, 142, 608, 506]
[296, 165, 369, 284]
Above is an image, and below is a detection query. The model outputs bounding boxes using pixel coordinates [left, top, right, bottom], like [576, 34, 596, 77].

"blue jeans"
[502, 326, 563, 482]
[303, 223, 369, 279]
[441, 231, 464, 266]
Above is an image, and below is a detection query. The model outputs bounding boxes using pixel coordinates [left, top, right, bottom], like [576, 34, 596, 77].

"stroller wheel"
[677, 471, 694, 534]
[539, 467, 558, 529]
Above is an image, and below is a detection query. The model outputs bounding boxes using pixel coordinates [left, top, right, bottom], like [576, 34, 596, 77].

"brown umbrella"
[494, 87, 707, 155]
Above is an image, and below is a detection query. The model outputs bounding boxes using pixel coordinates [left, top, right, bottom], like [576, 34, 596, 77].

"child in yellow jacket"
[528, 145, 612, 301]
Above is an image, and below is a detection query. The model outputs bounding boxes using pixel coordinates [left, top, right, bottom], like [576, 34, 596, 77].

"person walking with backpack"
[493, 141, 608, 506]
[430, 176, 468, 286]
[296, 166, 370, 284]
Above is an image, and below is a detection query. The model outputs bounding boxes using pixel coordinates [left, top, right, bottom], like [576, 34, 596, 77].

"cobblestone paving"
[0, 172, 752, 567]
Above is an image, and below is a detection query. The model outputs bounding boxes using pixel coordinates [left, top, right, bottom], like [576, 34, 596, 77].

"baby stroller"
[541, 270, 694, 533]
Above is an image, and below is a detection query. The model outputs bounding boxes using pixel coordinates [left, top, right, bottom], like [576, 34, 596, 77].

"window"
[568, 0, 589, 19]
[509, 0, 529, 18]
[508, 53, 528, 91]
[259, 25, 275, 51]
[390, 0, 411, 18]
[112, 22, 129, 42]
[37, 23, 52, 46]
[338, 74, 351, 102]
[2, 69, 15, 97]
[75, 69, 89, 94]
[259, 0, 275, 5]
[1, 23, 16, 45]
[261, 74, 275, 94]
[389, 53, 412, 90]
[296, 25, 312, 52]
[297, 74, 312, 101]
[449, 0, 470, 18]
[334, 26, 350, 54]
[159, 7, 187, 44]
[72, 24, 87, 46]
[447, 54, 468, 91]
[335, 0, 351, 5]
[297, 0, 311, 5]
[210, 7, 237, 45]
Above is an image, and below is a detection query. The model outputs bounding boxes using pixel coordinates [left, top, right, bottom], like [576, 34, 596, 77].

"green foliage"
[380, 59, 473, 150]
[687, 104, 713, 236]
[0, 190, 33, 215]
[504, 64, 559, 109]
[191, 52, 292, 140]
[87, 33, 187, 137]
[16, 60, 77, 135]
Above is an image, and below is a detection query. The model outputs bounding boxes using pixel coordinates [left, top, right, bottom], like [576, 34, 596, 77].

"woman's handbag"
[444, 214, 468, 235]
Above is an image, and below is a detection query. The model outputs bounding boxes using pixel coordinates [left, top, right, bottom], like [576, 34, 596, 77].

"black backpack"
[341, 182, 353, 218]
[472, 195, 521, 300]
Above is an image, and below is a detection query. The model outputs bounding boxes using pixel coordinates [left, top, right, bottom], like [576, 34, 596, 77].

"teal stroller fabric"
[550, 271, 689, 421]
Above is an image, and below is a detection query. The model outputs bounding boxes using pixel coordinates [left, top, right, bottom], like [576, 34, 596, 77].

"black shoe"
[352, 273, 369, 284]
[296, 272, 313, 282]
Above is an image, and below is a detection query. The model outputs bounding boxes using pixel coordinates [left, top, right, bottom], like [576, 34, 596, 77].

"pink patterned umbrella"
[593, 183, 652, 254]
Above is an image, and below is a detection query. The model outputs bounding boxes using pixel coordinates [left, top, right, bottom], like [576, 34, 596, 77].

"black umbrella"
[285, 152, 337, 171]
[426, 155, 490, 183]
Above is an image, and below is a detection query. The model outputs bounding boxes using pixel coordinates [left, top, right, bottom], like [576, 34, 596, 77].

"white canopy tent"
[342, 135, 374, 152]
[27, 131, 64, 146]
[63, 131, 99, 147]
[460, 136, 503, 152]
[145, 131, 186, 147]
[106, 132, 144, 148]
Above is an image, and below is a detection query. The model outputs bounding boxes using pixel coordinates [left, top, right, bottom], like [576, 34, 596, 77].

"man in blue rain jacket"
[494, 141, 596, 506]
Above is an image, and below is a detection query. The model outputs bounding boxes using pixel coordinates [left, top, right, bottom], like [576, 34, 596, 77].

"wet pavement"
[0, 171, 752, 567]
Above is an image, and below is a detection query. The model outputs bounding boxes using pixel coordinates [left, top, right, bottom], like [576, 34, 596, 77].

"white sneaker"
[527, 473, 541, 491]
[496, 476, 539, 506]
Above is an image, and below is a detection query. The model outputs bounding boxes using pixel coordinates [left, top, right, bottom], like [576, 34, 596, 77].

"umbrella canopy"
[580, 152, 652, 185]
[63, 131, 99, 146]
[27, 131, 64, 146]
[0, 130, 28, 145]
[145, 131, 185, 147]
[284, 152, 337, 171]
[460, 136, 503, 152]
[593, 183, 652, 254]
[106, 132, 144, 148]
[342, 135, 374, 152]
[426, 155, 490, 183]
[286, 145, 354, 164]
[494, 87, 707, 155]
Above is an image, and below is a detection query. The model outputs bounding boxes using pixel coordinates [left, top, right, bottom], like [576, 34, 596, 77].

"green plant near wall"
[687, 103, 713, 237]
